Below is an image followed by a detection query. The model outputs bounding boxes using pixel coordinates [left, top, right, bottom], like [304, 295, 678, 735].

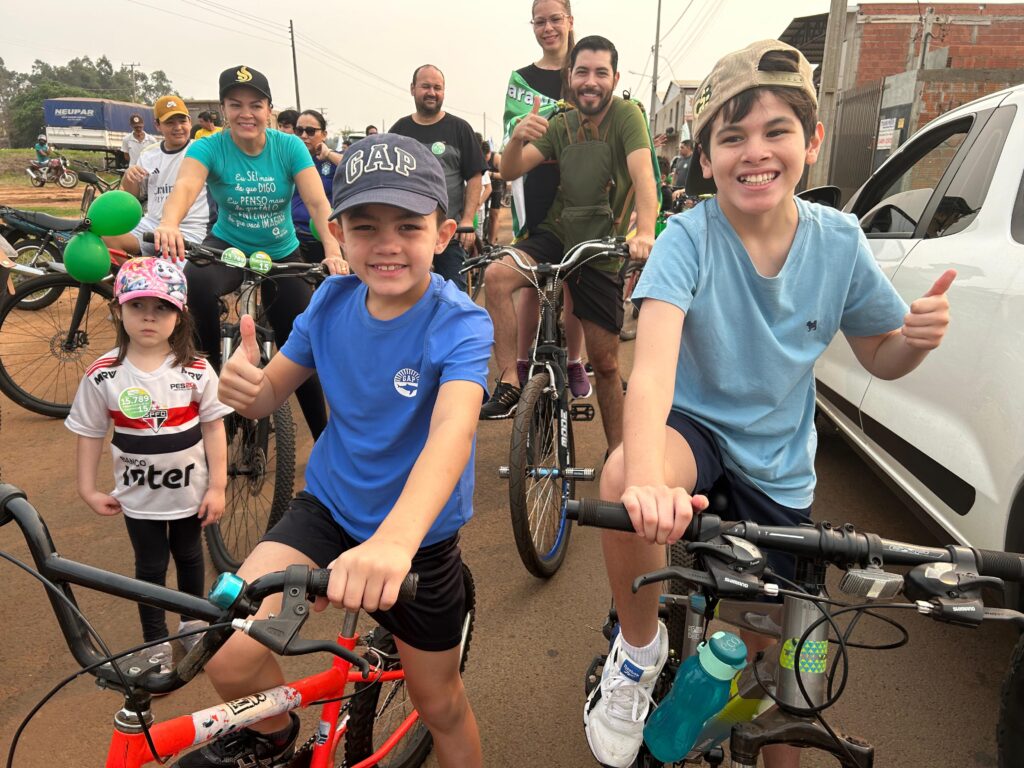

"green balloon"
[310, 217, 321, 242]
[64, 232, 112, 283]
[87, 190, 144, 236]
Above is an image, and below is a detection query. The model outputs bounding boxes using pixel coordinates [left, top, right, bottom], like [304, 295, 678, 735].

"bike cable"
[0, 549, 230, 767]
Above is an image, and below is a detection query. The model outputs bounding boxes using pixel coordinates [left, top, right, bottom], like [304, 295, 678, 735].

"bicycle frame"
[106, 615, 412, 768]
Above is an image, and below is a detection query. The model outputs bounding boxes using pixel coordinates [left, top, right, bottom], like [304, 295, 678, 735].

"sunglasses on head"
[295, 126, 321, 136]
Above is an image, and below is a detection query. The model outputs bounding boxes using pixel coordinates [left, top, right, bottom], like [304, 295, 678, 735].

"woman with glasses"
[291, 109, 342, 264]
[482, 0, 591, 418]
[154, 66, 346, 441]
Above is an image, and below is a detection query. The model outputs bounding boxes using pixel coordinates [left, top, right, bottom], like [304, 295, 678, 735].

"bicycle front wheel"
[998, 631, 1024, 766]
[0, 273, 115, 417]
[205, 402, 296, 573]
[9, 239, 63, 310]
[508, 372, 574, 578]
[343, 563, 476, 768]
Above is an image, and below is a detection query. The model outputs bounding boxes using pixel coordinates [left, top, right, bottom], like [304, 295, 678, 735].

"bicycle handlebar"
[1, 484, 416, 693]
[566, 498, 1024, 580]
[141, 233, 325, 279]
[460, 235, 631, 275]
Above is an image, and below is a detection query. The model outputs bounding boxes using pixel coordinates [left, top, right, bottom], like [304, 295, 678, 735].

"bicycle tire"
[205, 400, 296, 573]
[343, 563, 476, 768]
[10, 239, 63, 310]
[0, 273, 115, 417]
[997, 631, 1024, 767]
[508, 372, 574, 578]
[666, 540, 697, 659]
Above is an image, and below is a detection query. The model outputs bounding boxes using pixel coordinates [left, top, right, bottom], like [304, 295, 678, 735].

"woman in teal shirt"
[154, 66, 346, 438]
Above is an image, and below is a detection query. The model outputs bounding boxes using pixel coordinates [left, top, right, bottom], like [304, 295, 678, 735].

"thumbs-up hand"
[217, 315, 266, 411]
[901, 269, 956, 350]
[511, 98, 549, 144]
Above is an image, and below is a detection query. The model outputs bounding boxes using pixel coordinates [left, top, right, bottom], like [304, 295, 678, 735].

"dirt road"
[0, 222, 1016, 766]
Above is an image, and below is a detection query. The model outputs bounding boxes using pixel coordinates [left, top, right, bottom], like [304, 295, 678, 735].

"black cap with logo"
[218, 65, 273, 102]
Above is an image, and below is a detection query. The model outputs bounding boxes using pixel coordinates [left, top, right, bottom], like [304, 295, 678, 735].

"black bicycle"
[142, 234, 324, 574]
[569, 498, 1024, 767]
[464, 237, 630, 578]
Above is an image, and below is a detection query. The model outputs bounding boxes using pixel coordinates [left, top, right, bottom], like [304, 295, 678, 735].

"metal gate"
[829, 80, 883, 204]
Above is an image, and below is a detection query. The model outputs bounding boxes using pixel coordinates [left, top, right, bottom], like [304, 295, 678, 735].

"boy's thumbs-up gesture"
[511, 99, 548, 144]
[218, 315, 266, 411]
[901, 269, 957, 350]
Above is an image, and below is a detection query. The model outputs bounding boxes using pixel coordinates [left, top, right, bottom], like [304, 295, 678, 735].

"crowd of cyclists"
[16, 0, 964, 765]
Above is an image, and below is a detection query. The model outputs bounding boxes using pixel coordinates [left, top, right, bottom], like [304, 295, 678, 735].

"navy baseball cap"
[330, 133, 449, 220]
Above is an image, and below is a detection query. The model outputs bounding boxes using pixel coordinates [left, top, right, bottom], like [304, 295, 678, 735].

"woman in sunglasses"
[292, 109, 342, 264]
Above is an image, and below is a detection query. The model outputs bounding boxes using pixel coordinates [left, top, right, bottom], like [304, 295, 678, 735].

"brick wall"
[855, 3, 1024, 87]
[917, 70, 1024, 126]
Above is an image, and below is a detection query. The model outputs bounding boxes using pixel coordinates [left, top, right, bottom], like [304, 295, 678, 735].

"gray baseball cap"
[330, 133, 449, 220]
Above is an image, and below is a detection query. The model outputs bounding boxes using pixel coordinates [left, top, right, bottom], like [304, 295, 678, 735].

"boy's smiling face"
[330, 204, 456, 318]
[700, 90, 823, 223]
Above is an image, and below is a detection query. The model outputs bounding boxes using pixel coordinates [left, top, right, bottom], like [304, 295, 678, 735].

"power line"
[659, 0, 696, 45]
[192, 0, 284, 32]
[124, 0, 288, 47]
[180, 0, 284, 35]
[668, 2, 722, 74]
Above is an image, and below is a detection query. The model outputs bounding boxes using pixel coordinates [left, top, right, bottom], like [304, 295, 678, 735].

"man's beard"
[416, 96, 442, 116]
[572, 87, 612, 117]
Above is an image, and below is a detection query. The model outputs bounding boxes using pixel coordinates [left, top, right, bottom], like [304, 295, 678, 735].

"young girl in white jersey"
[66, 257, 231, 666]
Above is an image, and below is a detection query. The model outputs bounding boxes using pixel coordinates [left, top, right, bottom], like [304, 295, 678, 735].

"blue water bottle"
[643, 630, 747, 763]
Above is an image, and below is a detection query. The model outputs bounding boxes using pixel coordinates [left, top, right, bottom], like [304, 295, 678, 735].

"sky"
[3, 0, 1014, 142]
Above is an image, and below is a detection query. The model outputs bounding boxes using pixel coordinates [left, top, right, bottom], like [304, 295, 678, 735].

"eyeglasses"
[295, 126, 321, 137]
[531, 13, 567, 28]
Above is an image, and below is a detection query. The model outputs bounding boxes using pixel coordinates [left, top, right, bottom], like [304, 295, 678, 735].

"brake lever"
[633, 566, 716, 593]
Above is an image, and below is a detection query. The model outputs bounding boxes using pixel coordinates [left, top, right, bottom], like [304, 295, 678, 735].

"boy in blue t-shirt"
[184, 134, 492, 768]
[584, 40, 957, 768]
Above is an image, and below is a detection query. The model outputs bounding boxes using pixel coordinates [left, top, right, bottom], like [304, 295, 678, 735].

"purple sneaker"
[568, 361, 593, 399]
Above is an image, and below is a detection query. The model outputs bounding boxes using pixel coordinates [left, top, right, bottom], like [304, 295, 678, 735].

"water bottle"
[643, 630, 747, 763]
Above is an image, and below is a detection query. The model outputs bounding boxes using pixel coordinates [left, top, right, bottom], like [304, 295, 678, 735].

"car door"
[816, 112, 978, 419]
[855, 98, 1023, 549]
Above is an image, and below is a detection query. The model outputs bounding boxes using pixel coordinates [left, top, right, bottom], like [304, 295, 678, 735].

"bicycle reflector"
[209, 572, 246, 610]
[839, 566, 904, 599]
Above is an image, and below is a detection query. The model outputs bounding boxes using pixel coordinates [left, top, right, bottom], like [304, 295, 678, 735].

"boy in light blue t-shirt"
[585, 40, 958, 768]
[182, 134, 491, 768]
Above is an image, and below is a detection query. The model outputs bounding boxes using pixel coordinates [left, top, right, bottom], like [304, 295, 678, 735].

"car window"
[925, 105, 1016, 238]
[858, 120, 971, 236]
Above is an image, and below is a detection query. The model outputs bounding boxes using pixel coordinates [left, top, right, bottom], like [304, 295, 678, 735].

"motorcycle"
[25, 156, 79, 189]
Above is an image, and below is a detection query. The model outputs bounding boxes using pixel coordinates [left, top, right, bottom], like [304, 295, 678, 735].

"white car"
[814, 83, 1024, 560]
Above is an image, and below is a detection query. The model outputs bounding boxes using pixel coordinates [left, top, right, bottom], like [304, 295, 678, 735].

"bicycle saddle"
[8, 209, 82, 231]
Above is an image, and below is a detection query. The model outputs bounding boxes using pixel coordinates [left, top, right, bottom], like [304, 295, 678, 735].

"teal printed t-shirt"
[634, 197, 908, 508]
[186, 129, 313, 259]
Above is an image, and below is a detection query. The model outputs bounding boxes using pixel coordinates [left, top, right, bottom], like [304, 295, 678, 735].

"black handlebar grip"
[454, 225, 476, 234]
[142, 232, 155, 244]
[307, 569, 419, 604]
[565, 499, 636, 533]
[974, 549, 1024, 581]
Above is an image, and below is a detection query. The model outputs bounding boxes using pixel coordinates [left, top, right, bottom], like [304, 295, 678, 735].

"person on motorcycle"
[33, 135, 50, 167]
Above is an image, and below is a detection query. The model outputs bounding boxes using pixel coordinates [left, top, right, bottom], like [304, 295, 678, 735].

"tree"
[0, 56, 175, 147]
[9, 81, 95, 148]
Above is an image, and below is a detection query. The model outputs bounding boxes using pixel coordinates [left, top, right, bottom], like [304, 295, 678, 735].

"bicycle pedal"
[570, 403, 595, 421]
[585, 654, 607, 695]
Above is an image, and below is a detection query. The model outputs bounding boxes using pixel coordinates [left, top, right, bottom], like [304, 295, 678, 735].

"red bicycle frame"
[104, 624, 415, 768]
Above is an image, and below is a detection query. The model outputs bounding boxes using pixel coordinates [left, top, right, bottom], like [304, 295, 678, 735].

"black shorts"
[488, 188, 504, 209]
[512, 229, 625, 335]
[667, 411, 812, 586]
[262, 492, 467, 652]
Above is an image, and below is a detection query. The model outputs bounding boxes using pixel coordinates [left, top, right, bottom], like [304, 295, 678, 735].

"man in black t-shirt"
[390, 64, 484, 291]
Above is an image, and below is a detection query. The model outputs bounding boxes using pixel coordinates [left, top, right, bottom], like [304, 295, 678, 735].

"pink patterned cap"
[114, 257, 188, 310]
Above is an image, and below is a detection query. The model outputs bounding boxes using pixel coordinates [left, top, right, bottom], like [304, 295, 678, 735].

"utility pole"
[289, 20, 301, 110]
[650, 0, 663, 124]
[808, 0, 846, 187]
[124, 62, 140, 103]
[918, 7, 936, 69]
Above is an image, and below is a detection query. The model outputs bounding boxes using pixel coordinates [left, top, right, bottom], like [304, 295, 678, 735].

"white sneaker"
[584, 623, 669, 767]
